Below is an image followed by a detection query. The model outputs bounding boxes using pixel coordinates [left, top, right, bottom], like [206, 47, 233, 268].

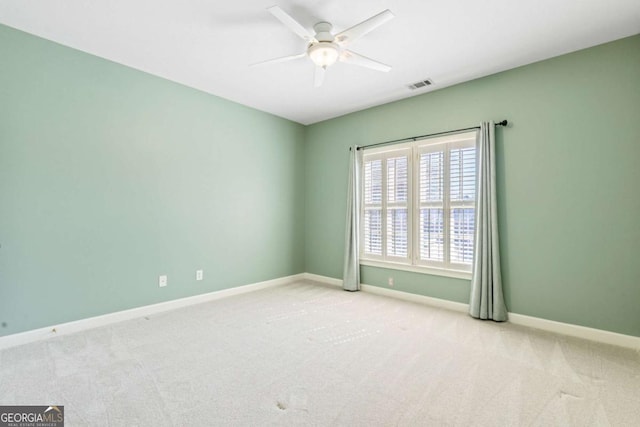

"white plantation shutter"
[363, 159, 383, 256]
[449, 146, 476, 265]
[362, 148, 411, 262]
[361, 131, 476, 274]
[386, 156, 409, 258]
[418, 150, 444, 262]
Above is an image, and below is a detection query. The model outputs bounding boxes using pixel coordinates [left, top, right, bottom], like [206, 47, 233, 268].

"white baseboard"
[3, 272, 639, 351]
[0, 273, 305, 350]
[507, 313, 640, 350]
[303, 273, 342, 287]
[303, 272, 468, 312]
[360, 284, 469, 313]
[303, 273, 640, 350]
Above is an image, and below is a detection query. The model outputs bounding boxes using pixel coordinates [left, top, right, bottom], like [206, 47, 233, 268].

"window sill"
[359, 259, 472, 280]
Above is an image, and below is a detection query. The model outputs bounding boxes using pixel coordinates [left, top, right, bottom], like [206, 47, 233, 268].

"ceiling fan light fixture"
[308, 43, 339, 68]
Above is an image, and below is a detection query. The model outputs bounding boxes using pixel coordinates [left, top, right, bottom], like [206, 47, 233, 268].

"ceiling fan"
[253, 6, 395, 87]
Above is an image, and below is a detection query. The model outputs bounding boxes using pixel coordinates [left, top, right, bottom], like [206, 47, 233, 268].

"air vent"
[408, 79, 433, 90]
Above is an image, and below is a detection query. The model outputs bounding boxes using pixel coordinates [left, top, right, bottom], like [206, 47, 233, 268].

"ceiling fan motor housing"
[313, 22, 334, 42]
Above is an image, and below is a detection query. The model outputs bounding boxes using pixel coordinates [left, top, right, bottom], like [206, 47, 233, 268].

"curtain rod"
[351, 120, 508, 151]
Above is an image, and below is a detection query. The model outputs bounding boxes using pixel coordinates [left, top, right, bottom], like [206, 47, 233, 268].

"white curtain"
[469, 122, 508, 321]
[343, 145, 362, 291]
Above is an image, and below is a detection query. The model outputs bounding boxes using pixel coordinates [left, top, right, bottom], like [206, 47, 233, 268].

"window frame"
[359, 131, 478, 280]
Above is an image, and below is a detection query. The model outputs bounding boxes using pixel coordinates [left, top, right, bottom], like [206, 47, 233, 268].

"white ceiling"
[1, 0, 639, 125]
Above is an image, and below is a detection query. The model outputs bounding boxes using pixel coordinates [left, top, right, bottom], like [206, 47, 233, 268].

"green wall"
[0, 25, 306, 336]
[304, 35, 640, 337]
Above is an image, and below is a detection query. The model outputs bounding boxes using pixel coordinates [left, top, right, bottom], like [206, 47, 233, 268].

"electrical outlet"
[196, 269, 204, 281]
[388, 277, 394, 287]
[159, 275, 168, 288]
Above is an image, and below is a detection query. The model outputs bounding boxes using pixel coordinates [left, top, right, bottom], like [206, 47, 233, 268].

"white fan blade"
[250, 52, 307, 67]
[268, 6, 316, 43]
[335, 9, 394, 46]
[340, 50, 391, 72]
[314, 66, 326, 87]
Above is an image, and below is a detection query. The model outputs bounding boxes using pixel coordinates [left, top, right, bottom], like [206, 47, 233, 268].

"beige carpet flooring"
[1, 280, 639, 426]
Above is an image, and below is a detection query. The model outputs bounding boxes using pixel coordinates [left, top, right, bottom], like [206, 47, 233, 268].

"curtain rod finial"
[497, 120, 508, 126]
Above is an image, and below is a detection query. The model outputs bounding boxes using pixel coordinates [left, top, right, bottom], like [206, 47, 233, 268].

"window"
[360, 131, 477, 277]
